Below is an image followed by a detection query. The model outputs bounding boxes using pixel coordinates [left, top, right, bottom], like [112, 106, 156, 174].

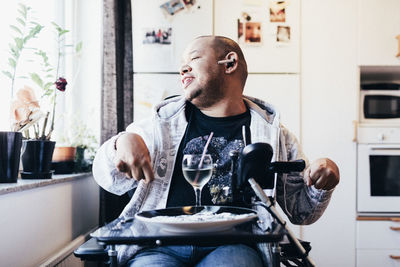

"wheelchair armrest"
[74, 237, 109, 262]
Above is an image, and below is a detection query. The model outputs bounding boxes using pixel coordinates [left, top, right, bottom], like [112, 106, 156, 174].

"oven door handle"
[369, 146, 400, 151]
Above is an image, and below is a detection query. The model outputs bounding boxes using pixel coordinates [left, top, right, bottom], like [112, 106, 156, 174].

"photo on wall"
[237, 19, 243, 42]
[237, 11, 262, 45]
[270, 1, 288, 22]
[245, 22, 262, 43]
[182, 0, 196, 8]
[160, 0, 185, 16]
[276, 25, 290, 43]
[142, 27, 173, 45]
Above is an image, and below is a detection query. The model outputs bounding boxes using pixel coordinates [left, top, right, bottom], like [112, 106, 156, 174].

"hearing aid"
[217, 58, 235, 68]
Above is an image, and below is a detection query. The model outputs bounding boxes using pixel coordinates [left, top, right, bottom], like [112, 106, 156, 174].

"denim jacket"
[93, 96, 333, 265]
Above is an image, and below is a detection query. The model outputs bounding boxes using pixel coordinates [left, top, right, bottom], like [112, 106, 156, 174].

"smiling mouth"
[182, 77, 194, 89]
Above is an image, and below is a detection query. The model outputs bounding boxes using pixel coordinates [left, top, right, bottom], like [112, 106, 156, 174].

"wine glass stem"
[194, 187, 202, 206]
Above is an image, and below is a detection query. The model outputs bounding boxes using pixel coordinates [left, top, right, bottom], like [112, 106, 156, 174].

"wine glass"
[182, 154, 213, 206]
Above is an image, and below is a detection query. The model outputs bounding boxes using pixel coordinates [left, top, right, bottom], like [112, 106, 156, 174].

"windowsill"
[0, 172, 92, 196]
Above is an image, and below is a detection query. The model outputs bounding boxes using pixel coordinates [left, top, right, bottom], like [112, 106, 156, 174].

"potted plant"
[5, 4, 82, 179]
[51, 117, 97, 174]
[0, 131, 22, 183]
[0, 4, 43, 183]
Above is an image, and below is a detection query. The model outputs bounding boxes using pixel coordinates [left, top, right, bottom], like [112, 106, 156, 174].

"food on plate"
[146, 211, 256, 223]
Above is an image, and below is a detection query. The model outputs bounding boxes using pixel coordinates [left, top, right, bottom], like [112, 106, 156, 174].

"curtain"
[100, 0, 133, 225]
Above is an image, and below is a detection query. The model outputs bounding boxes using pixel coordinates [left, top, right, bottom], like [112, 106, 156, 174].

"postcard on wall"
[142, 27, 172, 45]
[182, 0, 196, 9]
[160, 0, 185, 17]
[237, 11, 263, 45]
[276, 25, 290, 43]
[270, 1, 289, 23]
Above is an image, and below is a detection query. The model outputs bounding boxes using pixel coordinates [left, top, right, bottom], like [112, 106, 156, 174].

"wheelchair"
[75, 143, 314, 266]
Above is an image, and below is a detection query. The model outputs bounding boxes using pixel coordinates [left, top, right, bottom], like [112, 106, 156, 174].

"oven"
[357, 126, 400, 213]
[360, 83, 400, 124]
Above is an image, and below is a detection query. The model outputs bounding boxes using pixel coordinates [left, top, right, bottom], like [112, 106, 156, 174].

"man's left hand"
[303, 158, 340, 190]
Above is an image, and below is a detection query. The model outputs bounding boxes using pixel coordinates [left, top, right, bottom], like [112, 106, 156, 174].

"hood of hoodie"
[153, 95, 280, 125]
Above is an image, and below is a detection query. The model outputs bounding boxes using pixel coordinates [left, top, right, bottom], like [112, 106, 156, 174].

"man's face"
[180, 37, 225, 109]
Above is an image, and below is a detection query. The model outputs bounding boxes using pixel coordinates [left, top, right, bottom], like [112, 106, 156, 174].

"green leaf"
[44, 82, 53, 90]
[8, 58, 16, 68]
[18, 3, 27, 14]
[30, 73, 43, 88]
[75, 41, 83, 53]
[17, 8, 27, 19]
[9, 44, 20, 58]
[51, 22, 63, 33]
[16, 18, 25, 27]
[18, 75, 28, 79]
[59, 29, 69, 36]
[15, 37, 23, 49]
[10, 25, 22, 35]
[2, 71, 12, 79]
[28, 24, 44, 38]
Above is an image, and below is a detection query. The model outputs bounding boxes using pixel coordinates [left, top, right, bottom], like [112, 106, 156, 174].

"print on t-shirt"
[183, 135, 245, 204]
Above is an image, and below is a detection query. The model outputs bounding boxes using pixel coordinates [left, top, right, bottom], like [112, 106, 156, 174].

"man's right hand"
[114, 133, 154, 183]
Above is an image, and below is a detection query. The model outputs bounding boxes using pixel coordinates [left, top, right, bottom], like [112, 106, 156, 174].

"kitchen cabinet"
[356, 218, 400, 267]
[358, 0, 400, 66]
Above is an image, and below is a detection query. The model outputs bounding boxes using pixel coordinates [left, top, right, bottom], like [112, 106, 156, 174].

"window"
[0, 1, 101, 145]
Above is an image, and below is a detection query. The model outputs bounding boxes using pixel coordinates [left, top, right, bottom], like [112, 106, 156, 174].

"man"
[93, 36, 340, 266]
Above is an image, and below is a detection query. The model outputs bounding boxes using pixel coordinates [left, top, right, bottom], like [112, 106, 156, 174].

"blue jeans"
[126, 244, 263, 267]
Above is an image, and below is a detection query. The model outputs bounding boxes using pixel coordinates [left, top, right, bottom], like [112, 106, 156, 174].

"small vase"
[0, 131, 22, 183]
[21, 140, 56, 179]
[52, 146, 77, 162]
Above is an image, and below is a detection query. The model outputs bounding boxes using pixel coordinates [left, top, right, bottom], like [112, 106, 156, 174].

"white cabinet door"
[214, 0, 300, 73]
[358, 0, 400, 66]
[244, 74, 300, 139]
[357, 220, 400, 249]
[357, 249, 400, 267]
[132, 0, 213, 73]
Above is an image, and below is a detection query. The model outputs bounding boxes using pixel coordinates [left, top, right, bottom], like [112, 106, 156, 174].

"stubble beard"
[186, 73, 225, 109]
[189, 84, 224, 109]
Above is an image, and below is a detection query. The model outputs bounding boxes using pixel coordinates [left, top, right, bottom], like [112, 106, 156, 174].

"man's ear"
[224, 52, 238, 74]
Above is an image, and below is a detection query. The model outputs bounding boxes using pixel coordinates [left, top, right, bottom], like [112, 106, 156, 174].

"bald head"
[195, 36, 248, 88]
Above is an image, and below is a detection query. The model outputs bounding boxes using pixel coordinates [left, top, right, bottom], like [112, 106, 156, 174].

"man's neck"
[199, 97, 247, 117]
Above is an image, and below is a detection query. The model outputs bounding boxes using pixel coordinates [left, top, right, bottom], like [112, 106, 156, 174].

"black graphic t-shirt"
[166, 101, 251, 207]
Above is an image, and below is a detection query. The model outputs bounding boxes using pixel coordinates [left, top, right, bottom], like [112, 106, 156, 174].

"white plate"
[135, 206, 258, 234]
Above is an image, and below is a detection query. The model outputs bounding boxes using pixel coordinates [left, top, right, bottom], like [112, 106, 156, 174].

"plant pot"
[21, 140, 56, 179]
[52, 146, 77, 161]
[0, 131, 22, 183]
[51, 146, 76, 174]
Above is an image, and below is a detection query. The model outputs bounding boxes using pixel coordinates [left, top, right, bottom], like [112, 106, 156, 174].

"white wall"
[301, 0, 358, 266]
[0, 175, 99, 267]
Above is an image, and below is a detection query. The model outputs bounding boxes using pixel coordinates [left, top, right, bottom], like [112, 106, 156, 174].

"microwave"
[360, 83, 400, 124]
